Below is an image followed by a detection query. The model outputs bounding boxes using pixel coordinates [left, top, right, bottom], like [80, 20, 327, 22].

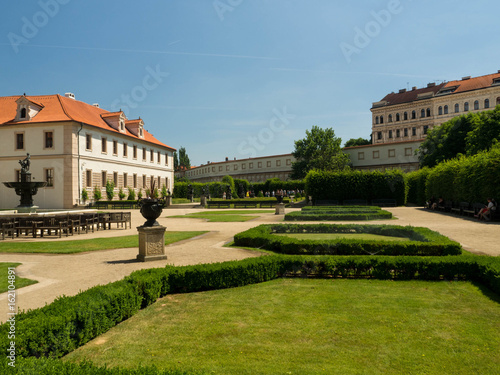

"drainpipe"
[77, 123, 84, 206]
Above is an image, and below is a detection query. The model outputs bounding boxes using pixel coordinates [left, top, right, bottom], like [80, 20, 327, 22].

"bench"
[259, 201, 277, 208]
[450, 202, 461, 214]
[106, 212, 132, 229]
[233, 202, 258, 208]
[371, 199, 397, 207]
[206, 201, 231, 208]
[314, 200, 339, 206]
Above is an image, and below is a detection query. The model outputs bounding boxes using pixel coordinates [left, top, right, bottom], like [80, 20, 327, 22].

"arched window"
[396, 113, 400, 121]
[411, 110, 416, 119]
[474, 100, 479, 110]
[404, 112, 408, 121]
[375, 116, 379, 125]
[421, 109, 426, 118]
[426, 108, 431, 117]
[438, 106, 443, 115]
[485, 99, 490, 109]
[455, 104, 459, 113]
[388, 114, 393, 123]
[20, 108, 27, 119]
[444, 105, 449, 114]
[464, 102, 469, 111]
[380, 115, 384, 124]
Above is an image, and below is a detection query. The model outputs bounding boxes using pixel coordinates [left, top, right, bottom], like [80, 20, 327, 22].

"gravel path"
[0, 206, 498, 322]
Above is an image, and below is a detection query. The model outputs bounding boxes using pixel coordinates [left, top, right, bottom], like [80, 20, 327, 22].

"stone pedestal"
[200, 195, 207, 207]
[275, 203, 285, 215]
[137, 225, 167, 262]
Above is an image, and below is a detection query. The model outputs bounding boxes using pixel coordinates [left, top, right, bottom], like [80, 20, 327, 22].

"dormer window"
[15, 96, 43, 121]
[492, 78, 500, 86]
[120, 120, 125, 132]
[20, 108, 27, 119]
[139, 126, 143, 137]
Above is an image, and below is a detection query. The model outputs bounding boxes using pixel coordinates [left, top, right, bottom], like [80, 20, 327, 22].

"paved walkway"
[0, 206, 498, 322]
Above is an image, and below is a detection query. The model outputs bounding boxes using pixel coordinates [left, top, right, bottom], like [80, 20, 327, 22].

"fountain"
[3, 154, 47, 213]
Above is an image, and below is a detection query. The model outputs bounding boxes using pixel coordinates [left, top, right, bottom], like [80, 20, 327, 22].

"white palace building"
[0, 93, 175, 209]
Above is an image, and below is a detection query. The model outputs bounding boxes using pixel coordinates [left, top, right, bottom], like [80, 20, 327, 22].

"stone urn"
[138, 198, 165, 227]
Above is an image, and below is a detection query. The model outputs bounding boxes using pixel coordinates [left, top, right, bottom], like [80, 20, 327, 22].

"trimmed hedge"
[1, 254, 500, 373]
[234, 224, 462, 256]
[305, 169, 407, 206]
[406, 167, 431, 206]
[286, 206, 393, 221]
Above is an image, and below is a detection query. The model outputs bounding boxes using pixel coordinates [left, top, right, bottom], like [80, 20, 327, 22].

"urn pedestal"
[137, 226, 167, 262]
[275, 203, 285, 215]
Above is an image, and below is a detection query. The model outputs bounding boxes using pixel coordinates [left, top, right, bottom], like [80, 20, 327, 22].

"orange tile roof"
[378, 83, 446, 106]
[0, 94, 175, 150]
[443, 72, 500, 94]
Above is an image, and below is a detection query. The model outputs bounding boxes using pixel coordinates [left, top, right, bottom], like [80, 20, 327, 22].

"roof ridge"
[55, 94, 74, 122]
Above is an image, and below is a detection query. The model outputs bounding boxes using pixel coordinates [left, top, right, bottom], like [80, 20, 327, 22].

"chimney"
[462, 76, 471, 81]
[427, 83, 436, 88]
[412, 86, 417, 91]
[64, 92, 75, 100]
[399, 89, 406, 93]
[225, 157, 228, 162]
[92, 103, 99, 108]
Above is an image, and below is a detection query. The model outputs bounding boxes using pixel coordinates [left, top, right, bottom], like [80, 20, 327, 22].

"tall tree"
[466, 106, 500, 155]
[173, 151, 179, 171]
[291, 126, 350, 180]
[178, 147, 191, 170]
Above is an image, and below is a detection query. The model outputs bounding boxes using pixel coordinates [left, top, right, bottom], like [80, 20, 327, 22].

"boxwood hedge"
[1, 254, 499, 374]
[285, 206, 392, 221]
[233, 224, 462, 256]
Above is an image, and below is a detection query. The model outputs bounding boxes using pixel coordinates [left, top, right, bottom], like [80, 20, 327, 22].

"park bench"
[371, 199, 397, 207]
[314, 200, 339, 206]
[106, 212, 132, 229]
[1, 221, 16, 240]
[343, 199, 368, 206]
[472, 202, 486, 217]
[233, 202, 258, 208]
[259, 201, 277, 208]
[206, 201, 231, 208]
[450, 202, 461, 215]
[459, 202, 474, 216]
[15, 217, 43, 238]
[38, 216, 72, 238]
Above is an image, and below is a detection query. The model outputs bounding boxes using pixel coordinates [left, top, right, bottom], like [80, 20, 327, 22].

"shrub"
[105, 181, 115, 201]
[93, 187, 102, 202]
[127, 187, 136, 201]
[406, 167, 430, 206]
[118, 187, 126, 201]
[81, 188, 88, 204]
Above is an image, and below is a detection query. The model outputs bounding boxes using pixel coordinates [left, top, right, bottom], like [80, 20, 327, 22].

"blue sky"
[2, 0, 500, 166]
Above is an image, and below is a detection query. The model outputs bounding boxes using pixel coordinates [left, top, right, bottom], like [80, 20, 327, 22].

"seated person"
[476, 198, 495, 220]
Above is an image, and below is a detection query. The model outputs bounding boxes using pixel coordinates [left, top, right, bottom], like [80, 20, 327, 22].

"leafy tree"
[178, 147, 191, 170]
[466, 106, 500, 155]
[173, 151, 179, 171]
[291, 126, 351, 180]
[105, 180, 115, 201]
[344, 137, 371, 147]
[93, 186, 102, 202]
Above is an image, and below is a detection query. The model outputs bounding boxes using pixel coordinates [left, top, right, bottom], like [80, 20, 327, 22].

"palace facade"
[0, 93, 175, 209]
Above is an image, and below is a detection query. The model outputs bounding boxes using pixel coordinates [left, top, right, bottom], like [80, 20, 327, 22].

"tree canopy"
[417, 106, 500, 168]
[344, 137, 371, 147]
[177, 146, 191, 170]
[291, 126, 350, 180]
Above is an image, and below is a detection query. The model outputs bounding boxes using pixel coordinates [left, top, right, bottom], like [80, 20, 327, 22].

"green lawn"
[0, 263, 37, 293]
[65, 279, 500, 375]
[0, 231, 207, 254]
[274, 233, 410, 242]
[169, 210, 273, 222]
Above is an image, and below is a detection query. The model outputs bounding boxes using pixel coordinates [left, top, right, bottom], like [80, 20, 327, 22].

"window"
[165, 153, 168, 165]
[455, 103, 459, 113]
[133, 145, 137, 159]
[286, 159, 291, 166]
[250, 162, 254, 168]
[396, 113, 400, 122]
[122, 143, 127, 157]
[157, 151, 161, 164]
[276, 160, 281, 167]
[123, 173, 128, 187]
[485, 99, 490, 109]
[142, 175, 147, 188]
[15, 133, 24, 150]
[120, 120, 125, 132]
[101, 137, 107, 153]
[396, 129, 400, 138]
[258, 162, 262, 168]
[412, 127, 416, 136]
[444, 105, 449, 114]
[464, 102, 469, 111]
[423, 125, 429, 135]
[242, 163, 246, 170]
[497, 97, 500, 105]
[377, 132, 382, 140]
[44, 131, 54, 149]
[405, 148, 412, 156]
[267, 161, 271, 167]
[158, 176, 161, 187]
[358, 152, 365, 160]
[411, 111, 416, 119]
[404, 128, 408, 137]
[375, 116, 379, 125]
[133, 174, 137, 188]
[86, 170, 92, 187]
[150, 149, 154, 162]
[474, 100, 479, 110]
[86, 134, 92, 150]
[388, 130, 393, 138]
[388, 149, 395, 158]
[234, 164, 238, 170]
[20, 108, 27, 119]
[421, 109, 425, 118]
[113, 140, 118, 155]
[102, 171, 107, 186]
[380, 116, 384, 124]
[373, 151, 380, 159]
[143, 148, 146, 160]
[438, 106, 443, 115]
[388, 114, 393, 123]
[426, 108, 431, 117]
[113, 172, 118, 186]
[212, 167, 215, 172]
[404, 112, 408, 121]
[219, 166, 223, 172]
[45, 168, 54, 187]
[226, 165, 230, 171]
